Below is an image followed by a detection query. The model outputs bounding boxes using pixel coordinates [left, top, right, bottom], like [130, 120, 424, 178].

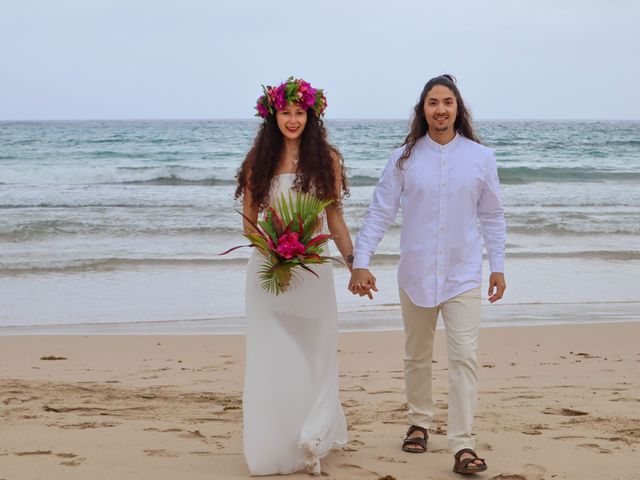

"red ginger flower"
[276, 232, 305, 259]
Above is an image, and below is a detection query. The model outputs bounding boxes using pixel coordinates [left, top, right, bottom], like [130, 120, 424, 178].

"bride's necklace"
[287, 152, 300, 166]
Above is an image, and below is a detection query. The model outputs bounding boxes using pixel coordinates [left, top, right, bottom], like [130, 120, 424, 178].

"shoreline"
[0, 322, 638, 479]
[1, 300, 638, 335]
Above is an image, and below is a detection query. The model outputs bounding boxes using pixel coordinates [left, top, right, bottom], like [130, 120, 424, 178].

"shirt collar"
[425, 131, 459, 150]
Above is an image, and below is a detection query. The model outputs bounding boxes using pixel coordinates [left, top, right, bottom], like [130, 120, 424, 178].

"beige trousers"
[399, 287, 481, 453]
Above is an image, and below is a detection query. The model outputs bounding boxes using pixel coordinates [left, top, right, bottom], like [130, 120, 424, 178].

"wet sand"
[0, 322, 638, 479]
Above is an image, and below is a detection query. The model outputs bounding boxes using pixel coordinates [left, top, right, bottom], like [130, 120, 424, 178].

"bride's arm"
[242, 185, 259, 235]
[325, 154, 354, 272]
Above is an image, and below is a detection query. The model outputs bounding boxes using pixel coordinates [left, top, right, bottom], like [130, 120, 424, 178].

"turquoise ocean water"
[1, 120, 639, 333]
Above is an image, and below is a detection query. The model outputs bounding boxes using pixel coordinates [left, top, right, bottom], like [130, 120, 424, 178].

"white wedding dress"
[243, 174, 347, 476]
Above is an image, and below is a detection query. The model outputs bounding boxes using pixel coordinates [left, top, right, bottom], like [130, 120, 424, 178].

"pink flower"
[276, 232, 305, 259]
[274, 88, 287, 110]
[256, 101, 269, 118]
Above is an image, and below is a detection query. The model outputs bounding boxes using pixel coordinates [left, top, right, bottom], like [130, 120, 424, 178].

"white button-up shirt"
[353, 133, 506, 307]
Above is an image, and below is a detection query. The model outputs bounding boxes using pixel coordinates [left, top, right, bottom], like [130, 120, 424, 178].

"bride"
[234, 77, 353, 475]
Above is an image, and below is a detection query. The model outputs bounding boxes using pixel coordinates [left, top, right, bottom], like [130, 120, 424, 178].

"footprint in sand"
[143, 449, 179, 457]
[428, 448, 449, 453]
[376, 456, 406, 464]
[343, 439, 365, 452]
[178, 430, 207, 441]
[340, 385, 366, 392]
[551, 435, 585, 441]
[3, 396, 39, 405]
[144, 427, 183, 433]
[60, 456, 86, 467]
[336, 463, 380, 478]
[57, 453, 77, 458]
[504, 395, 544, 401]
[578, 443, 612, 454]
[490, 464, 546, 480]
[542, 407, 588, 416]
[521, 424, 547, 435]
[58, 421, 119, 429]
[522, 464, 547, 480]
[14, 450, 53, 456]
[476, 442, 493, 451]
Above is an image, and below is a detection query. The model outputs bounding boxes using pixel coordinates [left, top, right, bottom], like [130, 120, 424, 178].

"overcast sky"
[1, 0, 639, 120]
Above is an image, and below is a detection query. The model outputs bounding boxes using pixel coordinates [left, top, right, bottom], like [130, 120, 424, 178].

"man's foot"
[401, 425, 428, 453]
[453, 448, 487, 474]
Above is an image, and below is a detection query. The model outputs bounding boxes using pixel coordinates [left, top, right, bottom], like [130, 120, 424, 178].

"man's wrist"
[352, 252, 370, 270]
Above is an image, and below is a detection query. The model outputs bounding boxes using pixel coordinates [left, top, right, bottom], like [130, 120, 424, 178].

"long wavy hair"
[235, 111, 349, 210]
[397, 74, 481, 169]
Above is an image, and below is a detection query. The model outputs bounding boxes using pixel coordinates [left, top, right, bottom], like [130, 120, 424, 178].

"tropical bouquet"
[221, 192, 339, 295]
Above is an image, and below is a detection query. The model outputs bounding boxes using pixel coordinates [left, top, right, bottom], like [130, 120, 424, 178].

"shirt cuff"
[352, 253, 371, 270]
[489, 255, 505, 273]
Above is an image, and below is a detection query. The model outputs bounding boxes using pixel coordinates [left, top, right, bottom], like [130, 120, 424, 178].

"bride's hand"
[348, 269, 378, 300]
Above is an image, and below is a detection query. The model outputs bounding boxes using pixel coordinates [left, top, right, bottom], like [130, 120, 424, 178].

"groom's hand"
[488, 272, 506, 303]
[348, 269, 378, 300]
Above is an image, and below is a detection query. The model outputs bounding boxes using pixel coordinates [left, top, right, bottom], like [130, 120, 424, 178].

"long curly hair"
[397, 74, 481, 169]
[235, 112, 349, 210]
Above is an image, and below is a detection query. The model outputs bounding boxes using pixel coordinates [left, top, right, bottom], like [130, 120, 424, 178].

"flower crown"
[255, 77, 327, 119]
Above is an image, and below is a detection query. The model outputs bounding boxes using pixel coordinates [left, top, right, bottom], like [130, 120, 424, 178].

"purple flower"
[255, 100, 269, 118]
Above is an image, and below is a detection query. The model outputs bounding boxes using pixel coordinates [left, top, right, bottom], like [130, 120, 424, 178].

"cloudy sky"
[1, 0, 639, 120]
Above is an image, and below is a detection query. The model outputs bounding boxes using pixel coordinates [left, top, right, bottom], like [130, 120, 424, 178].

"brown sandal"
[401, 425, 428, 453]
[453, 448, 487, 474]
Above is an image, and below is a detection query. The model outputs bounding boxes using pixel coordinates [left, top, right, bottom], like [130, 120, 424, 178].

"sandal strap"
[454, 448, 482, 461]
[403, 438, 426, 447]
[458, 457, 486, 468]
[405, 425, 428, 438]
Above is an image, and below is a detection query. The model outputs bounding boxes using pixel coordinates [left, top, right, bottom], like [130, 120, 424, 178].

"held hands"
[488, 272, 506, 303]
[348, 269, 378, 300]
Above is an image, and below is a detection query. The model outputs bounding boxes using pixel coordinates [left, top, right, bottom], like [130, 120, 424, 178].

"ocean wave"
[507, 250, 640, 261]
[0, 223, 240, 241]
[4, 165, 637, 187]
[370, 251, 640, 262]
[0, 164, 240, 185]
[0, 257, 250, 275]
[3, 249, 638, 276]
[498, 166, 640, 184]
[508, 224, 640, 235]
[0, 203, 199, 209]
[93, 150, 153, 159]
[119, 175, 236, 186]
[348, 175, 380, 186]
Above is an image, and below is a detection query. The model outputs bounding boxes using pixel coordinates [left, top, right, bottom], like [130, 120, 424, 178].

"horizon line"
[1, 117, 639, 122]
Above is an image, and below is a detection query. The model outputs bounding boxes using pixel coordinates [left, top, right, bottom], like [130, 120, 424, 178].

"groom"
[349, 74, 506, 475]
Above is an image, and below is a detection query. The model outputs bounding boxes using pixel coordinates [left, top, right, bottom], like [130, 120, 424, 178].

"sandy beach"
[0, 322, 638, 480]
